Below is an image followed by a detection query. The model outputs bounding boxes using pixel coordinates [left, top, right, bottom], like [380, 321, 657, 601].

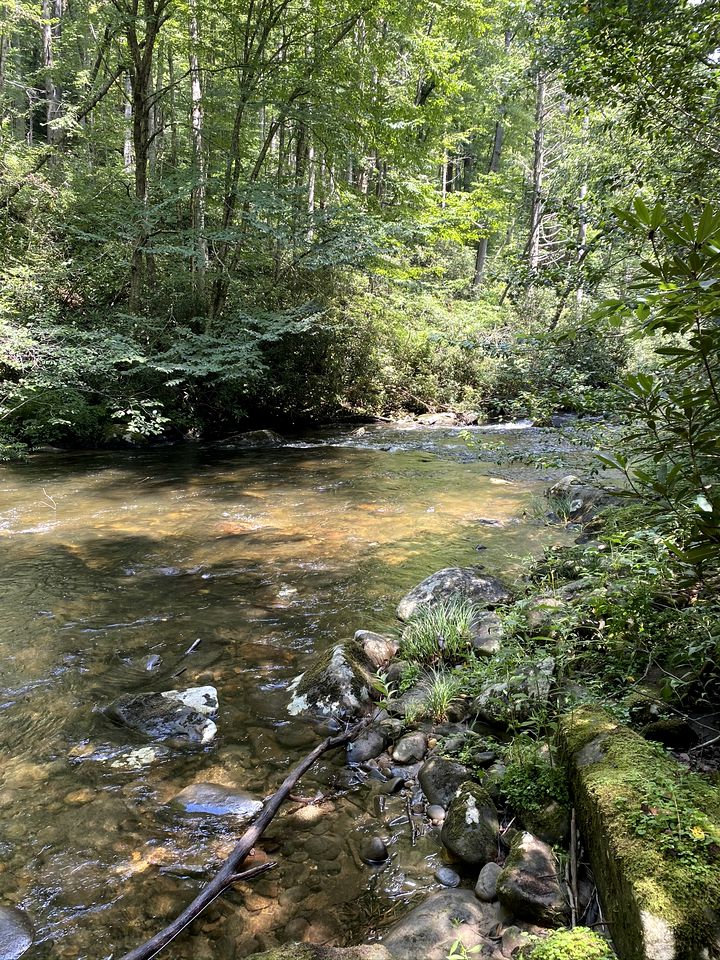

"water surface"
[0, 425, 576, 958]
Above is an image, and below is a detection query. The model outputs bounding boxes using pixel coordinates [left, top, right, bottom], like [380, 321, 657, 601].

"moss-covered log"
[560, 707, 720, 960]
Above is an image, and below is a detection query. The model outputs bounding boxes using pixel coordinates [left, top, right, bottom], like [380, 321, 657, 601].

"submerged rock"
[419, 755, 471, 808]
[287, 641, 375, 720]
[215, 429, 285, 449]
[473, 657, 555, 728]
[360, 836, 389, 864]
[106, 686, 219, 743]
[381, 889, 499, 960]
[172, 783, 263, 819]
[397, 567, 511, 621]
[496, 831, 570, 927]
[246, 947, 394, 960]
[440, 781, 500, 865]
[0, 906, 33, 960]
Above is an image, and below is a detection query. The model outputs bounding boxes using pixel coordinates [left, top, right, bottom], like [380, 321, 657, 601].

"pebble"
[427, 804, 446, 822]
[64, 788, 95, 805]
[434, 865, 461, 887]
[360, 836, 389, 864]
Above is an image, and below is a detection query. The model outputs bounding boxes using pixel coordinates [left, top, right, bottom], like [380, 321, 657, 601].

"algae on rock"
[560, 706, 720, 960]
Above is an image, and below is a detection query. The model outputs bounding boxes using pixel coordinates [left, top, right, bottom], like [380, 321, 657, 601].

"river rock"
[441, 782, 500, 865]
[287, 640, 375, 720]
[434, 865, 461, 887]
[354, 630, 399, 668]
[361, 836, 389, 864]
[392, 731, 428, 764]
[0, 907, 33, 960]
[347, 727, 389, 764]
[522, 801, 570, 847]
[381, 889, 499, 960]
[105, 686, 219, 743]
[475, 861, 502, 902]
[473, 657, 555, 728]
[419, 755, 471, 807]
[546, 475, 611, 523]
[427, 804, 446, 822]
[397, 568, 511, 621]
[172, 783, 263, 819]
[470, 611, 504, 656]
[496, 831, 570, 926]
[216, 429, 285, 449]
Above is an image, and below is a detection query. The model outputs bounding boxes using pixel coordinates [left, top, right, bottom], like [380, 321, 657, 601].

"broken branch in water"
[117, 716, 369, 960]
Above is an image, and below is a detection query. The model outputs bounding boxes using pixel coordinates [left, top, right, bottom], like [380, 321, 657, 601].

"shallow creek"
[0, 423, 579, 959]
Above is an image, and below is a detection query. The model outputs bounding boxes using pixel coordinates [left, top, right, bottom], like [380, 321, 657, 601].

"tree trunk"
[472, 119, 505, 288]
[528, 70, 546, 272]
[123, 74, 133, 171]
[576, 106, 589, 315]
[188, 0, 208, 306]
[41, 0, 61, 142]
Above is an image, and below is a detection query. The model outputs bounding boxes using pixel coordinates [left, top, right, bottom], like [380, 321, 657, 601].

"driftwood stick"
[118, 717, 368, 960]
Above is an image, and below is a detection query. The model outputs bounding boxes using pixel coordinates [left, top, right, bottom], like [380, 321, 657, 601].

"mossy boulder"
[440, 781, 500, 865]
[560, 706, 720, 960]
[287, 640, 376, 720]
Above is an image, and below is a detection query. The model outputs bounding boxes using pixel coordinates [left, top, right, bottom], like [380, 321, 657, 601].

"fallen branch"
[117, 716, 369, 960]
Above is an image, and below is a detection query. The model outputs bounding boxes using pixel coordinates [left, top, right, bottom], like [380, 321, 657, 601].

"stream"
[0, 422, 584, 959]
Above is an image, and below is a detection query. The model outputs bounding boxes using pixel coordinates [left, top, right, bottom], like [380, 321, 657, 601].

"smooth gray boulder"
[419, 755, 471, 808]
[0, 907, 33, 960]
[354, 630, 398, 668]
[381, 889, 499, 960]
[172, 783, 263, 819]
[475, 861, 502, 902]
[496, 831, 570, 926]
[397, 568, 511, 621]
[288, 641, 375, 720]
[392, 731, 428, 764]
[347, 727, 389, 764]
[106, 685, 219, 743]
[546, 475, 612, 522]
[441, 781, 500, 865]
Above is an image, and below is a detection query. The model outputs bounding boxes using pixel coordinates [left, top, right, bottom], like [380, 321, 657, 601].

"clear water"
[0, 425, 576, 958]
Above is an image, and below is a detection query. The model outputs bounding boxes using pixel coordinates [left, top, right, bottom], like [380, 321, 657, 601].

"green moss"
[524, 927, 615, 960]
[561, 707, 720, 960]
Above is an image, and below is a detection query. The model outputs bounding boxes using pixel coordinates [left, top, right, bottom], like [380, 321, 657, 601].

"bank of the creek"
[0, 421, 590, 959]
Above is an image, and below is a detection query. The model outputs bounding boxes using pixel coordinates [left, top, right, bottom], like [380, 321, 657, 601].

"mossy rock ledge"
[287, 640, 376, 719]
[560, 706, 720, 960]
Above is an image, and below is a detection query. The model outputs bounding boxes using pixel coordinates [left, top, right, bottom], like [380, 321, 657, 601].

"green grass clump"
[400, 598, 477, 665]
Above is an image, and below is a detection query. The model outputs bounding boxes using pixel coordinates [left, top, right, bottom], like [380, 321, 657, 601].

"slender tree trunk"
[188, 0, 208, 307]
[576, 106, 589, 315]
[123, 74, 133, 171]
[306, 132, 316, 240]
[41, 0, 61, 142]
[473, 119, 505, 288]
[528, 70, 546, 272]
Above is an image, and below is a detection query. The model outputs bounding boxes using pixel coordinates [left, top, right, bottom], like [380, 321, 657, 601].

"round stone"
[434, 865, 461, 887]
[427, 804, 446, 822]
[361, 836, 389, 864]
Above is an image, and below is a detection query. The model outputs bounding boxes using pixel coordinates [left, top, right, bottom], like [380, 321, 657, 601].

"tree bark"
[188, 0, 208, 305]
[40, 0, 61, 142]
[528, 70, 546, 272]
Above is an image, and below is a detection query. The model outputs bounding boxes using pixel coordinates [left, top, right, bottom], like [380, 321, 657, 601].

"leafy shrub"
[501, 736, 569, 814]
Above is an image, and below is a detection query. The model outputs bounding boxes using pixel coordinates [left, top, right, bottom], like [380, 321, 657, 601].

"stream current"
[0, 422, 580, 958]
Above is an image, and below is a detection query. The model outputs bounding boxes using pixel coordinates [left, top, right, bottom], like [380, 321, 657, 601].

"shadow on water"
[0, 434, 575, 958]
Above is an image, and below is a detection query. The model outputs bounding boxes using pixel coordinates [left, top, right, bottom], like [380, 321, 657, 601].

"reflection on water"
[0, 429, 571, 958]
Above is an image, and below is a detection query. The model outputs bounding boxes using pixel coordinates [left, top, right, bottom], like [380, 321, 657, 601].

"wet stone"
[379, 776, 404, 795]
[0, 906, 33, 960]
[360, 836, 389, 864]
[106, 686, 219, 744]
[427, 804, 446, 822]
[172, 783, 263, 819]
[435, 865, 461, 887]
[475, 861, 502, 902]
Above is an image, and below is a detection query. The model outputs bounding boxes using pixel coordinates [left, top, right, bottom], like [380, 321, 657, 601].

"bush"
[525, 927, 615, 960]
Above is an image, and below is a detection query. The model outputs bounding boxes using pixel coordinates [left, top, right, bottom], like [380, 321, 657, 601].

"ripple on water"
[0, 431, 579, 957]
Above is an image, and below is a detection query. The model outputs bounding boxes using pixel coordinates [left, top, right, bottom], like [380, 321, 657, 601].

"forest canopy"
[0, 0, 718, 445]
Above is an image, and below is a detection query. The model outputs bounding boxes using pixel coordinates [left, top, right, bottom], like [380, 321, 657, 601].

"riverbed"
[0, 422, 585, 958]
